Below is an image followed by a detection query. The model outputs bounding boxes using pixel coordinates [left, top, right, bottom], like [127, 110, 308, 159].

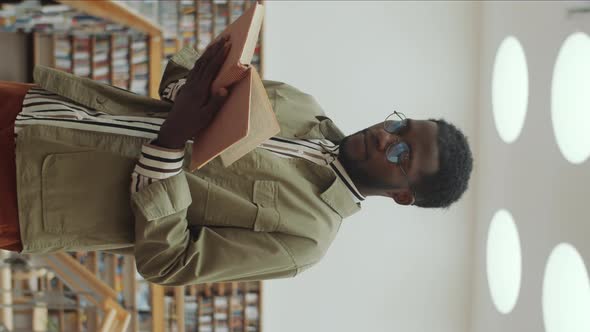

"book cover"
[190, 3, 279, 170]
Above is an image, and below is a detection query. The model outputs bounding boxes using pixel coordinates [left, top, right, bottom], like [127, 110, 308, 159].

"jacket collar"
[319, 175, 362, 219]
[293, 116, 346, 144]
[288, 116, 361, 218]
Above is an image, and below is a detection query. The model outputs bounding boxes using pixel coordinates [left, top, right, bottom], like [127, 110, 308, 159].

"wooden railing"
[56, 0, 164, 98]
[41, 253, 131, 332]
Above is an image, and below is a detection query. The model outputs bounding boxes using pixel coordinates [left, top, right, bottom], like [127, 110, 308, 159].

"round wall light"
[543, 243, 590, 332]
[492, 36, 529, 144]
[486, 209, 522, 314]
[551, 32, 590, 164]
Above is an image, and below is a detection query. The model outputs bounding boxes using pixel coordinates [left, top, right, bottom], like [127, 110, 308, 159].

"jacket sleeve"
[158, 46, 201, 98]
[130, 143, 185, 193]
[130, 172, 305, 286]
[160, 46, 286, 102]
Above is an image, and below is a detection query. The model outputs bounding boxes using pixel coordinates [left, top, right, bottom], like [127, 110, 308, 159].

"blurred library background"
[0, 1, 263, 331]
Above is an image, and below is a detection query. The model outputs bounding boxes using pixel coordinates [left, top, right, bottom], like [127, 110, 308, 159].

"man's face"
[338, 119, 440, 201]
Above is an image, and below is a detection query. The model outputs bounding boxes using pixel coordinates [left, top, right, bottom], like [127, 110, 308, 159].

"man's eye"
[399, 120, 410, 135]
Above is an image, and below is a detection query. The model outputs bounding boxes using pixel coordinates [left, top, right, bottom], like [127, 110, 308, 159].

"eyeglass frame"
[383, 111, 416, 205]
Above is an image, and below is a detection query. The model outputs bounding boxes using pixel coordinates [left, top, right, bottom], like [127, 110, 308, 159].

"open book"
[189, 3, 280, 171]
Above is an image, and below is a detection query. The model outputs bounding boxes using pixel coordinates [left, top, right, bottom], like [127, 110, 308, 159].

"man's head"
[338, 114, 473, 209]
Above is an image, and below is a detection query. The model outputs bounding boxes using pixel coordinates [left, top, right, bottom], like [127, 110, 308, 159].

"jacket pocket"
[41, 151, 135, 234]
[252, 180, 280, 232]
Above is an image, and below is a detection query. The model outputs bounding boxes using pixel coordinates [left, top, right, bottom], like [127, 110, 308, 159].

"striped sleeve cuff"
[161, 78, 187, 102]
[135, 143, 185, 179]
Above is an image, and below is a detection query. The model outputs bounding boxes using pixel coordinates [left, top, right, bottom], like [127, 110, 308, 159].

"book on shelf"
[199, 295, 214, 332]
[110, 33, 130, 89]
[214, 295, 230, 332]
[245, 288, 260, 331]
[72, 34, 91, 77]
[198, 17, 214, 53]
[91, 35, 110, 83]
[159, 1, 179, 59]
[197, 0, 214, 53]
[130, 34, 149, 95]
[179, 0, 196, 48]
[0, 1, 74, 33]
[190, 2, 279, 171]
[214, 1, 229, 35]
[121, 0, 158, 25]
[114, 254, 125, 304]
[230, 0, 246, 21]
[230, 293, 244, 332]
[53, 34, 72, 73]
[158, 1, 178, 36]
[185, 297, 199, 331]
[199, 0, 214, 18]
[164, 294, 176, 330]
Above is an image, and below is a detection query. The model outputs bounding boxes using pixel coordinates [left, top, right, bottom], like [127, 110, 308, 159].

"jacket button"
[95, 96, 106, 104]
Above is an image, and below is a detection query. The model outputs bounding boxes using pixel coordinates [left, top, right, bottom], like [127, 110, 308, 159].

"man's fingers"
[185, 37, 231, 103]
[203, 36, 229, 59]
[191, 39, 229, 83]
[202, 43, 231, 84]
[204, 88, 229, 110]
[190, 36, 227, 79]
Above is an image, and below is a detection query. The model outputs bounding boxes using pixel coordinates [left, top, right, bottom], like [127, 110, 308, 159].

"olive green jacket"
[15, 47, 360, 285]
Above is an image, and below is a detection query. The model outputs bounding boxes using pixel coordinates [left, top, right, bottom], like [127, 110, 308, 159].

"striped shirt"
[16, 84, 365, 203]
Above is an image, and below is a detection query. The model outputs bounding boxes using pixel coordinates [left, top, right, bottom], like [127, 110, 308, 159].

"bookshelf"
[91, 34, 111, 84]
[2, 0, 265, 91]
[162, 282, 263, 332]
[111, 32, 131, 89]
[56, 0, 163, 98]
[5, 252, 262, 332]
[192, 0, 264, 77]
[1, 1, 266, 331]
[72, 33, 91, 78]
[2, 1, 161, 97]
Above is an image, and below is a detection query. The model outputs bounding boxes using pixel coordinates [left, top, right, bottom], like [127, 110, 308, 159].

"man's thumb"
[217, 88, 228, 97]
[209, 88, 229, 106]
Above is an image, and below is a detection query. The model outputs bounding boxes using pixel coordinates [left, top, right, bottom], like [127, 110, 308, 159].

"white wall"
[471, 2, 590, 332]
[262, 2, 480, 332]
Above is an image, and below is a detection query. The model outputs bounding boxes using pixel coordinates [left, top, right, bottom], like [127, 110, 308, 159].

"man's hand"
[156, 37, 231, 150]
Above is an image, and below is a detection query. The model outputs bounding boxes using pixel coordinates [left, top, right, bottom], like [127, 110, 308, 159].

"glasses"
[383, 111, 415, 204]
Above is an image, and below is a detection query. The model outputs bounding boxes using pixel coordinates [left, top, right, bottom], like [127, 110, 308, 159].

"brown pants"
[0, 81, 35, 252]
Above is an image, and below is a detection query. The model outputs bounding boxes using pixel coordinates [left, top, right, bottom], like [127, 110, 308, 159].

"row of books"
[1, 1, 150, 94]
[197, 0, 253, 53]
[131, 35, 149, 95]
[62, 253, 263, 332]
[198, 0, 215, 55]
[122, 0, 261, 72]
[199, 0, 262, 74]
[180, 0, 197, 48]
[49, 32, 149, 95]
[3, 0, 263, 90]
[0, 1, 128, 34]
[161, 282, 261, 332]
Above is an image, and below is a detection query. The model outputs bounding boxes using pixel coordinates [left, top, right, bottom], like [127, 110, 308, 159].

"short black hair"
[413, 119, 473, 209]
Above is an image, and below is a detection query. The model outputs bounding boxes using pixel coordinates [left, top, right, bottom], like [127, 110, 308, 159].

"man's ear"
[390, 191, 414, 206]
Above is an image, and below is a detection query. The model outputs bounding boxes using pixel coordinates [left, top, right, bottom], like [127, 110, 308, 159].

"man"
[0, 38, 473, 285]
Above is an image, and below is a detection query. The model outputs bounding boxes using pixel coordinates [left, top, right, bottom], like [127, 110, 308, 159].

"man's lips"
[362, 129, 369, 160]
[362, 130, 369, 160]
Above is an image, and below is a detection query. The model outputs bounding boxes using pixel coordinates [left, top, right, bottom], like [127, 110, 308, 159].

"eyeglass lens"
[386, 142, 410, 164]
[384, 113, 410, 165]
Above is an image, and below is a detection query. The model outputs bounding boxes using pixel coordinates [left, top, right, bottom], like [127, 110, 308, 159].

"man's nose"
[375, 129, 399, 152]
